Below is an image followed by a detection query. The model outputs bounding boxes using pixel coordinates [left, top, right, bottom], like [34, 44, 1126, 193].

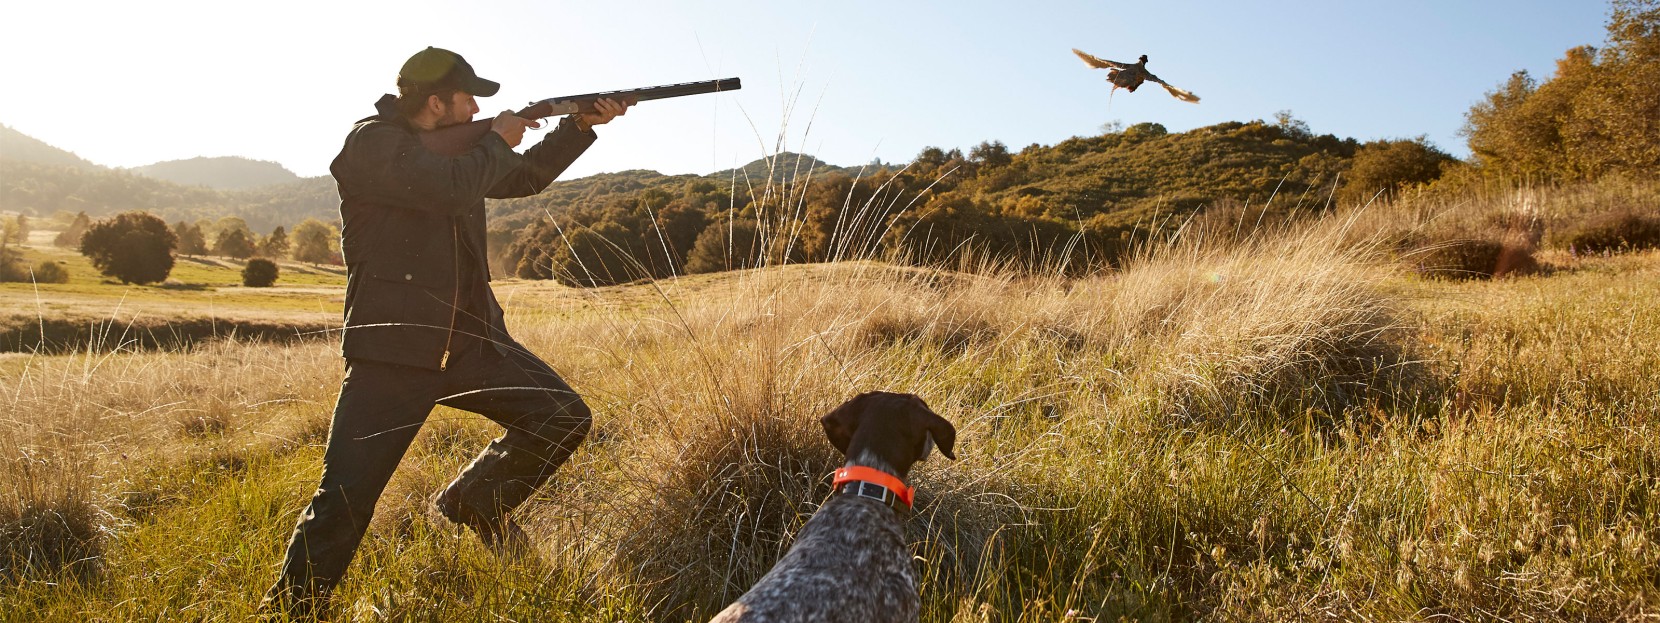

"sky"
[0, 1, 1611, 180]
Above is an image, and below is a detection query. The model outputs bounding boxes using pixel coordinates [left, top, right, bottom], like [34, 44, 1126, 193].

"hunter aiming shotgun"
[420, 77, 742, 156]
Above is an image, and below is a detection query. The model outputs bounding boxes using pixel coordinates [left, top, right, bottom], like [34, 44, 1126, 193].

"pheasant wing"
[1072, 48, 1130, 70]
[1146, 73, 1201, 104]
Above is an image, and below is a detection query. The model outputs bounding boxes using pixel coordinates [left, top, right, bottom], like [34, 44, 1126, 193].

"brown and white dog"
[710, 391, 957, 623]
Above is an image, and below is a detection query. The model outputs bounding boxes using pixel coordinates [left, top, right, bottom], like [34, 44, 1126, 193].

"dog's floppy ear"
[908, 395, 957, 460]
[820, 394, 869, 457]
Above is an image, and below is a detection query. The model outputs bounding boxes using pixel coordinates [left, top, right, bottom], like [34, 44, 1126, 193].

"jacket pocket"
[364, 261, 451, 291]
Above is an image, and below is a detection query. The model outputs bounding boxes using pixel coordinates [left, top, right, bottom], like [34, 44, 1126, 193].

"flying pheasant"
[1072, 49, 1200, 104]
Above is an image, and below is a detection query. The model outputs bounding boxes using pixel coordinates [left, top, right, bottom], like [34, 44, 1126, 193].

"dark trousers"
[265, 339, 590, 606]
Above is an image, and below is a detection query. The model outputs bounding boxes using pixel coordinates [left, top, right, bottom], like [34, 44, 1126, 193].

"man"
[262, 47, 629, 615]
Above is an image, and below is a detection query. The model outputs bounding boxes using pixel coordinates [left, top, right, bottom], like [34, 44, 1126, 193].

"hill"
[0, 124, 99, 170]
[0, 127, 334, 231]
[485, 152, 878, 232]
[129, 156, 302, 190]
[710, 151, 862, 185]
[490, 117, 1373, 284]
[960, 120, 1358, 226]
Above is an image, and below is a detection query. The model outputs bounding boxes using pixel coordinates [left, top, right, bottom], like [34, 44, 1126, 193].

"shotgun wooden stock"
[419, 77, 741, 156]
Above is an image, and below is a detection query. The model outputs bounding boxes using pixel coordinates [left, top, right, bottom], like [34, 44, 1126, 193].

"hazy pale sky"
[0, 1, 1608, 179]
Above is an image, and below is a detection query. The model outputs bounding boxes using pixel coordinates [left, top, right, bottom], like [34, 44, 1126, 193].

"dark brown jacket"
[330, 95, 595, 370]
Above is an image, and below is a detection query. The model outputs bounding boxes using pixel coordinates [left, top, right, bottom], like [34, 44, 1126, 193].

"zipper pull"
[440, 349, 451, 371]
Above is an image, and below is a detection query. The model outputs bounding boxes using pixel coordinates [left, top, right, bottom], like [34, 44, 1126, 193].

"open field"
[0, 244, 344, 353]
[2, 186, 1658, 621]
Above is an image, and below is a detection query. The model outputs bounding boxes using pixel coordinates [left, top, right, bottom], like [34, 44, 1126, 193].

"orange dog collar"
[832, 466, 914, 509]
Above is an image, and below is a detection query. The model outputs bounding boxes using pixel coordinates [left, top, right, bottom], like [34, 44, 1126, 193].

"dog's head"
[820, 391, 957, 477]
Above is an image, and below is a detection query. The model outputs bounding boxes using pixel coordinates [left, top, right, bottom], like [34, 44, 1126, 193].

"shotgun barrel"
[420, 77, 741, 156]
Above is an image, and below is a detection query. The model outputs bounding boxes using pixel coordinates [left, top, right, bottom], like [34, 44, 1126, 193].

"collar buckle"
[831, 466, 914, 510]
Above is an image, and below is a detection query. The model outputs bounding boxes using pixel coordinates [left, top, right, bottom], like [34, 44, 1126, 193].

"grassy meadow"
[1, 179, 1658, 621]
[0, 244, 343, 354]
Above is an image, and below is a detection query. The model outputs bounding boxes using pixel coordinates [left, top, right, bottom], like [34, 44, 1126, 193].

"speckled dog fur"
[710, 392, 957, 623]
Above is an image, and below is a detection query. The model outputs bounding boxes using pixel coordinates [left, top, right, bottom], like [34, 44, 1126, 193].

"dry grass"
[1, 182, 1658, 620]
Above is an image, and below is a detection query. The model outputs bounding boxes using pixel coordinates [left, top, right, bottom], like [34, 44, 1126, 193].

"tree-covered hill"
[924, 119, 1358, 229]
[0, 159, 338, 233]
[0, 126, 337, 231]
[484, 152, 876, 232]
[492, 117, 1394, 285]
[128, 156, 303, 190]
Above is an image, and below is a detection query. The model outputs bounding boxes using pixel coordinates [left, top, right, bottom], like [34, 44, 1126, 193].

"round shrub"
[78, 211, 177, 285]
[1562, 210, 1660, 254]
[32, 261, 70, 284]
[242, 258, 279, 287]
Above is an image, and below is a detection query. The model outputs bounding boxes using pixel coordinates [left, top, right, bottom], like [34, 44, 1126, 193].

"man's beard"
[434, 106, 472, 129]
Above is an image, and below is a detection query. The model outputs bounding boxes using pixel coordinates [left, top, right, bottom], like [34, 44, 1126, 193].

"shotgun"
[420, 77, 741, 156]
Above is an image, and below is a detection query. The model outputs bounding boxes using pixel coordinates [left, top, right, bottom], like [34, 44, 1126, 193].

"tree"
[261, 226, 290, 258]
[6, 215, 30, 245]
[193, 218, 218, 245]
[79, 211, 177, 284]
[242, 258, 279, 287]
[291, 218, 338, 264]
[215, 216, 251, 239]
[1461, 1, 1660, 180]
[686, 219, 762, 274]
[1273, 110, 1312, 139]
[969, 140, 1013, 168]
[53, 212, 90, 248]
[1337, 137, 1456, 206]
[214, 227, 256, 259]
[0, 221, 22, 281]
[1124, 122, 1168, 139]
[174, 221, 208, 256]
[548, 221, 642, 286]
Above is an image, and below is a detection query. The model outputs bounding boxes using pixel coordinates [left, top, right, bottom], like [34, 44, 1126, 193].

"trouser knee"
[534, 397, 590, 452]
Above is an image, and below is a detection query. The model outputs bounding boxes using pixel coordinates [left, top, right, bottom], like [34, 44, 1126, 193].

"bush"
[31, 261, 70, 284]
[1561, 209, 1660, 254]
[1414, 237, 1538, 280]
[0, 255, 27, 282]
[241, 258, 279, 287]
[78, 211, 177, 285]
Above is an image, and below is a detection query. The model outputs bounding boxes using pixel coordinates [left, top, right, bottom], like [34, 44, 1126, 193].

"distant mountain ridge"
[0, 124, 99, 170]
[128, 156, 302, 190]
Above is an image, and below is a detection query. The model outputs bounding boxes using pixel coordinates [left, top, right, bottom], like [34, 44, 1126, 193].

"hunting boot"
[432, 439, 566, 552]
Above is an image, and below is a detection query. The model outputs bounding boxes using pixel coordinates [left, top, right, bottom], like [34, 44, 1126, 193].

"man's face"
[433, 91, 480, 128]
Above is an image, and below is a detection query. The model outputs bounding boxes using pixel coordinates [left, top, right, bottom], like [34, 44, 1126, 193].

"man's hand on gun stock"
[489, 97, 631, 148]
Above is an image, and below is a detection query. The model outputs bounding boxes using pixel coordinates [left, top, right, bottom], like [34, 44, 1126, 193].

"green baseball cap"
[397, 47, 500, 97]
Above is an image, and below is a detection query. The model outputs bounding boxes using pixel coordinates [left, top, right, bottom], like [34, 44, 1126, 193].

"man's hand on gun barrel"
[578, 97, 632, 130]
[489, 97, 631, 148]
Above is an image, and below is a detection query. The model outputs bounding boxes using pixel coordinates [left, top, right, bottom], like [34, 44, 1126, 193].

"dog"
[709, 391, 957, 623]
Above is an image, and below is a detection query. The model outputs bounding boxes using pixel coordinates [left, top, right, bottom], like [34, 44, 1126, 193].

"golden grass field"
[1, 180, 1657, 621]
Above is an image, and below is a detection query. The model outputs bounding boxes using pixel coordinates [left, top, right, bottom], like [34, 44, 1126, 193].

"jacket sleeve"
[486, 116, 598, 199]
[339, 122, 525, 215]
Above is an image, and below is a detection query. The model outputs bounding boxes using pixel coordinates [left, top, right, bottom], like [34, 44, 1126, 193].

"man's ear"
[908, 396, 957, 460]
[820, 395, 870, 457]
[425, 93, 446, 116]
